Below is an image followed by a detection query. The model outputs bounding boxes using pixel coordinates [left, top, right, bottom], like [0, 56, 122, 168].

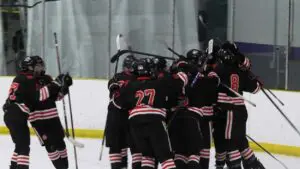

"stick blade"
[67, 137, 85, 148]
[208, 39, 214, 54]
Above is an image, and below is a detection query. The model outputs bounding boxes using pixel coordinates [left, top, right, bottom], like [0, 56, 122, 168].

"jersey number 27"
[135, 89, 156, 106]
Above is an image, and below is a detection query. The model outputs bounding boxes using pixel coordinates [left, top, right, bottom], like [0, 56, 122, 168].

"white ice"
[0, 135, 299, 169]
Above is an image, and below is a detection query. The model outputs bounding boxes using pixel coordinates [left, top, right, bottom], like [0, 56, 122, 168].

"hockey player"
[187, 49, 214, 169]
[220, 42, 265, 169]
[27, 56, 72, 169]
[212, 42, 264, 169]
[3, 56, 71, 169]
[169, 49, 219, 169]
[106, 55, 137, 169]
[116, 58, 188, 169]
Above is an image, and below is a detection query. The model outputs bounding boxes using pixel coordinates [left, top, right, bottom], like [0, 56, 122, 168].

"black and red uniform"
[3, 72, 61, 169]
[117, 71, 188, 169]
[213, 64, 260, 169]
[106, 71, 136, 169]
[169, 71, 219, 169]
[30, 74, 69, 169]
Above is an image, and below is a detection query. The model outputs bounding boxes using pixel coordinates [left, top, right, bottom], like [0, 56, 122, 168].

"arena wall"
[0, 77, 299, 156]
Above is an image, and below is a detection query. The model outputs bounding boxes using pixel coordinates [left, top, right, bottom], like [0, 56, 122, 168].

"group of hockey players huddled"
[1, 40, 267, 169]
[105, 41, 266, 169]
[3, 56, 73, 169]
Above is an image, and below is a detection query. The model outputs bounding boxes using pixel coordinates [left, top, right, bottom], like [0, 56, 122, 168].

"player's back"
[215, 64, 260, 109]
[122, 77, 170, 121]
[5, 73, 37, 113]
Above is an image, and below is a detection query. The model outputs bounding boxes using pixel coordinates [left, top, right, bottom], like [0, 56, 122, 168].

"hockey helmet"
[133, 58, 152, 76]
[153, 57, 167, 71]
[20, 55, 45, 75]
[122, 55, 136, 71]
[221, 41, 239, 54]
[186, 49, 204, 65]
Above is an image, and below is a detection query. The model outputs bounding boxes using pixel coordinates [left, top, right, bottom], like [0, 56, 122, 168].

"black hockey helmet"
[133, 58, 152, 76]
[122, 55, 136, 71]
[20, 55, 45, 75]
[186, 49, 204, 65]
[153, 57, 167, 71]
[221, 41, 239, 54]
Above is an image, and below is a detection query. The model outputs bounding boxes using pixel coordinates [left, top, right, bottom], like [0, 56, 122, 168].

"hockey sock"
[215, 152, 226, 168]
[16, 155, 30, 169]
[141, 156, 155, 168]
[109, 152, 123, 169]
[15, 145, 30, 169]
[241, 147, 255, 161]
[121, 148, 128, 168]
[161, 159, 176, 169]
[227, 150, 242, 169]
[200, 148, 210, 169]
[187, 155, 200, 169]
[10, 151, 18, 169]
[174, 154, 188, 169]
[58, 148, 68, 168]
[131, 153, 142, 169]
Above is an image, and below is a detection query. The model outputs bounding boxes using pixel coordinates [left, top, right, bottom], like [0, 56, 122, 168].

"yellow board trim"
[1, 126, 300, 157]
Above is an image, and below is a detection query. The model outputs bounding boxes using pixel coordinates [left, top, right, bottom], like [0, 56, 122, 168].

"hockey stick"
[53, 33, 84, 148]
[157, 40, 186, 60]
[246, 135, 289, 169]
[114, 34, 123, 73]
[54, 33, 81, 169]
[99, 34, 124, 161]
[266, 88, 285, 106]
[191, 39, 214, 87]
[261, 87, 300, 138]
[247, 71, 285, 107]
[110, 49, 175, 63]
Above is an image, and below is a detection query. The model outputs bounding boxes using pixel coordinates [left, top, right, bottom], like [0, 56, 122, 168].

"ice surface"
[0, 135, 299, 169]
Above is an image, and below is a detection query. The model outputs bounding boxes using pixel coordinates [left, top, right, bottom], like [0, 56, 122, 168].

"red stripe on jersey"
[187, 107, 204, 117]
[218, 93, 244, 105]
[16, 103, 30, 113]
[28, 108, 58, 122]
[129, 107, 166, 119]
[177, 72, 188, 86]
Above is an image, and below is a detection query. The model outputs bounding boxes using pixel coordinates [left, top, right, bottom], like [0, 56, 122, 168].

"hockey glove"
[55, 73, 73, 88]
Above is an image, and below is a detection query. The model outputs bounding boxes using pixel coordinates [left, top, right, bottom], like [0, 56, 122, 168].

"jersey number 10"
[135, 89, 156, 106]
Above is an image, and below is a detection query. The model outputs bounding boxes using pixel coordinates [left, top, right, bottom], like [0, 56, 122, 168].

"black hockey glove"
[55, 73, 73, 88]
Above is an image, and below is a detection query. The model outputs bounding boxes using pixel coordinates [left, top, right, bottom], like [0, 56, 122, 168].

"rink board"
[0, 77, 299, 157]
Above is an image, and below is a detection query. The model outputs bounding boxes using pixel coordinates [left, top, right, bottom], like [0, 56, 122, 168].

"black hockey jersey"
[214, 64, 260, 109]
[186, 71, 220, 118]
[107, 71, 136, 109]
[4, 72, 61, 116]
[28, 74, 64, 123]
[117, 72, 188, 121]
